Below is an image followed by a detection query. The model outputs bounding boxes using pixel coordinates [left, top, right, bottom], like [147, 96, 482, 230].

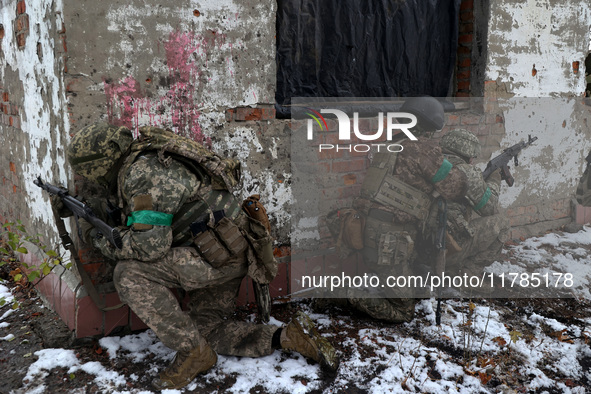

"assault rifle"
[434, 198, 447, 326]
[34, 177, 122, 249]
[482, 135, 538, 186]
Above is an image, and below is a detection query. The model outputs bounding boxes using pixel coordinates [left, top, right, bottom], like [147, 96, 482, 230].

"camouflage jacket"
[444, 153, 501, 238]
[95, 152, 201, 262]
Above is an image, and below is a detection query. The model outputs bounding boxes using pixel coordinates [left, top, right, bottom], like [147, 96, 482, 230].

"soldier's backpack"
[117, 126, 276, 322]
[125, 126, 241, 193]
[576, 150, 591, 207]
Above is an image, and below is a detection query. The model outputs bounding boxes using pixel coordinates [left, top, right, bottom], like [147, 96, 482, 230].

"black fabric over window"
[276, 0, 461, 112]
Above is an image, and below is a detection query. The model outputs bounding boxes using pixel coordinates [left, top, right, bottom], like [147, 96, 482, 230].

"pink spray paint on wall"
[104, 31, 226, 142]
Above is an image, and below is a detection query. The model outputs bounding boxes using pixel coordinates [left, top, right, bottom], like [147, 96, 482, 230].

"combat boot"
[152, 342, 217, 390]
[281, 311, 340, 373]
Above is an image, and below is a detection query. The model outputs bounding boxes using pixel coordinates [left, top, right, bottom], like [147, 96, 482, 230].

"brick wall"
[0, 94, 25, 226]
[456, 0, 474, 97]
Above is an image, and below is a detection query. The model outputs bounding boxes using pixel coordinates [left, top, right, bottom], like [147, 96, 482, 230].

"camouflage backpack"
[127, 126, 241, 192]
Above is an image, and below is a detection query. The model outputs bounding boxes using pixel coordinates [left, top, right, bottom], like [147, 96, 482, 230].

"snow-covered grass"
[6, 227, 591, 393]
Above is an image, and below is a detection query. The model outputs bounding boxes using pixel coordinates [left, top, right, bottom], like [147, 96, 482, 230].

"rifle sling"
[52, 206, 125, 312]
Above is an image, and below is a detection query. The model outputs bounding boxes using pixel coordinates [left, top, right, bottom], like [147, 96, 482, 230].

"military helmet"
[400, 97, 445, 132]
[67, 122, 133, 183]
[440, 128, 481, 160]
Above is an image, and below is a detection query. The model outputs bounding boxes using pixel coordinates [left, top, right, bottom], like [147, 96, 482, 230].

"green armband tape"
[127, 210, 173, 227]
[473, 187, 492, 211]
[431, 159, 453, 183]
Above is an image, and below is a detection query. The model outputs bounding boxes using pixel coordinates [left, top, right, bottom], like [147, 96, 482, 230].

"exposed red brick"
[459, 22, 474, 35]
[317, 148, 344, 160]
[460, 0, 474, 11]
[16, 33, 26, 48]
[234, 107, 275, 121]
[16, 0, 26, 15]
[457, 80, 470, 91]
[457, 69, 471, 80]
[457, 46, 471, 54]
[460, 11, 473, 22]
[458, 56, 471, 68]
[0, 24, 4, 39]
[16, 14, 29, 33]
[9, 162, 15, 172]
[458, 34, 473, 44]
[273, 246, 291, 258]
[332, 158, 367, 173]
[446, 114, 460, 126]
[343, 173, 357, 185]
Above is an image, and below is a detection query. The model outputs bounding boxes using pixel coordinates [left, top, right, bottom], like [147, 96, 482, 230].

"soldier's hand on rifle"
[50, 194, 74, 218]
[92, 232, 111, 252]
[486, 168, 502, 187]
[78, 218, 98, 245]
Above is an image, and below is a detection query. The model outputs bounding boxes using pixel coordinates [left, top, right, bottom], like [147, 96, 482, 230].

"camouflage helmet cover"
[67, 122, 133, 183]
[440, 128, 481, 160]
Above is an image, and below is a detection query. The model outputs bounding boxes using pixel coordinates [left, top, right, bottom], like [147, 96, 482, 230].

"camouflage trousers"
[113, 246, 277, 356]
[342, 217, 419, 323]
[446, 213, 510, 273]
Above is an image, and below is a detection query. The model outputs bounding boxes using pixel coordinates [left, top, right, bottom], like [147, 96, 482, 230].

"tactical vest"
[359, 150, 432, 222]
[117, 127, 242, 246]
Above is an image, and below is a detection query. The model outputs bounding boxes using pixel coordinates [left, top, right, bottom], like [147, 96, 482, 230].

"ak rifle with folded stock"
[34, 176, 122, 249]
[482, 135, 538, 186]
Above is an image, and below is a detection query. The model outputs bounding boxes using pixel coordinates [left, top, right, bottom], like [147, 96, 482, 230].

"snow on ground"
[6, 227, 591, 393]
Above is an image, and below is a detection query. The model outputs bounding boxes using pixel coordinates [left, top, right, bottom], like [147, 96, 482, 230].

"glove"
[77, 218, 98, 245]
[50, 194, 73, 218]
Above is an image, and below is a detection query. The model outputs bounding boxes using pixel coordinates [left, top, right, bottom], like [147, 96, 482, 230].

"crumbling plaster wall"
[63, 0, 293, 242]
[484, 0, 591, 235]
[0, 0, 70, 243]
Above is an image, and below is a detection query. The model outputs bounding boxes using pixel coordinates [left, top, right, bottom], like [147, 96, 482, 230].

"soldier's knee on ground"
[349, 297, 416, 323]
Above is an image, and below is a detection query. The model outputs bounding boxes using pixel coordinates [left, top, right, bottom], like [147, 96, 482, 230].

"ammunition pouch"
[363, 213, 417, 272]
[326, 208, 365, 256]
[377, 231, 414, 268]
[191, 211, 248, 268]
[237, 213, 277, 285]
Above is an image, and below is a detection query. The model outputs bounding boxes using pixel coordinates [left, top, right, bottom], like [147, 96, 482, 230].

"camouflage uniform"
[437, 129, 509, 273]
[84, 151, 277, 356]
[65, 123, 339, 389]
[335, 98, 471, 323]
[345, 136, 470, 322]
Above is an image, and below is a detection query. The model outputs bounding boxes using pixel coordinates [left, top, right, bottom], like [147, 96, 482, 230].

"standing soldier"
[57, 123, 339, 390]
